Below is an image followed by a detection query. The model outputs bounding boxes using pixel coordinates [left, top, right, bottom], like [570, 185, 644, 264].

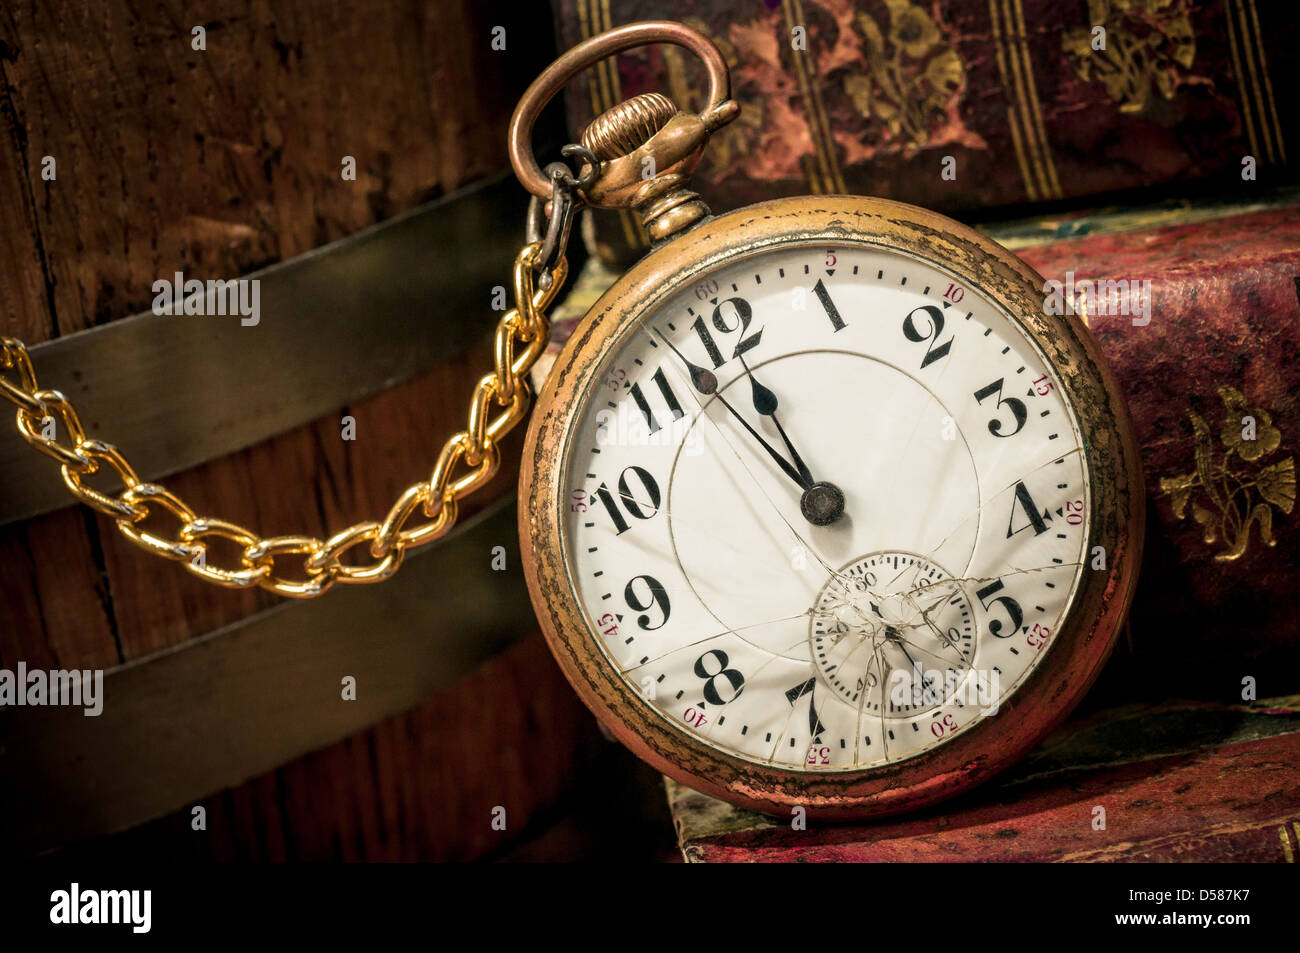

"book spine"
[555, 0, 1296, 264]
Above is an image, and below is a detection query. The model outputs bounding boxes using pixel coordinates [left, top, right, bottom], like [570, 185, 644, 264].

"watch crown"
[582, 92, 679, 160]
[576, 88, 737, 245]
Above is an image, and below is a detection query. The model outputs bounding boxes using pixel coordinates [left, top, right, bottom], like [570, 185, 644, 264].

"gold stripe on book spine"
[783, 0, 846, 195]
[989, 0, 1059, 201]
[1224, 1, 1261, 159]
[1232, 0, 1276, 163]
[1243, 0, 1286, 163]
[1008, 0, 1062, 197]
[1004, 100, 1041, 203]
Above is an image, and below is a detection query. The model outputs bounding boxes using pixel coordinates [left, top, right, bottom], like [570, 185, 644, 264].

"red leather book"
[668, 698, 1300, 861]
[553, 0, 1295, 263]
[1012, 202, 1300, 705]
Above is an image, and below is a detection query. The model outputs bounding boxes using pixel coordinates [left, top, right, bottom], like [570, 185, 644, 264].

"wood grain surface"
[0, 2, 579, 858]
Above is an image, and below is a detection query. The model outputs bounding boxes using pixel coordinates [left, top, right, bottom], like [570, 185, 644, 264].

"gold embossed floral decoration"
[1063, 0, 1197, 114]
[1160, 385, 1295, 561]
[846, 0, 972, 153]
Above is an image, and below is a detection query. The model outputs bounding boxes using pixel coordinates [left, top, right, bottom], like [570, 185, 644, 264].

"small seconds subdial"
[810, 552, 975, 718]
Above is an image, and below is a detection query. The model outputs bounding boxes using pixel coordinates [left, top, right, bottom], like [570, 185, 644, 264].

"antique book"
[553, 0, 1295, 264]
[665, 696, 1300, 861]
[1010, 200, 1300, 705]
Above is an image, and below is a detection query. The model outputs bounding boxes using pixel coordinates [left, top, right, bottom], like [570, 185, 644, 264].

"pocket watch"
[0, 21, 1142, 821]
[512, 22, 1143, 819]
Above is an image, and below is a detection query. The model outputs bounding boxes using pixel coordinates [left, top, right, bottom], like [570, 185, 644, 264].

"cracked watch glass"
[555, 241, 1089, 773]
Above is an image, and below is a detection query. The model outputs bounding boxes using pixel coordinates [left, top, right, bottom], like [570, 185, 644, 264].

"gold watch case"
[519, 194, 1144, 819]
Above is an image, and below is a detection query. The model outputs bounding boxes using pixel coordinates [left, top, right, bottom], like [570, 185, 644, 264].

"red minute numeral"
[1028, 622, 1052, 650]
[825, 249, 837, 267]
[1031, 374, 1054, 396]
[930, 713, 958, 738]
[569, 488, 588, 513]
[1065, 499, 1084, 525]
[693, 279, 719, 301]
[806, 745, 830, 766]
[596, 612, 619, 638]
[943, 282, 965, 303]
[683, 707, 708, 728]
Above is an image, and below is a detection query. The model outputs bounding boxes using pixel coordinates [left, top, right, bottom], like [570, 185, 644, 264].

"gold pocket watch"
[0, 21, 1142, 819]
[513, 22, 1142, 819]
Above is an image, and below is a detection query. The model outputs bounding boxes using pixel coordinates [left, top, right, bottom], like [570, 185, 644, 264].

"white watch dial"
[558, 242, 1090, 771]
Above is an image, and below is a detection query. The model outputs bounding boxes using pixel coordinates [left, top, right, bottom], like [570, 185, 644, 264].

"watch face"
[554, 240, 1091, 772]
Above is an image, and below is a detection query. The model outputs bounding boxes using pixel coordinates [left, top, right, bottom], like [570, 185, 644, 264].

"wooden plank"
[0, 175, 525, 525]
[0, 508, 119, 672]
[49, 632, 608, 862]
[0, 0, 520, 341]
[0, 0, 558, 669]
[0, 1, 588, 861]
[0, 495, 538, 855]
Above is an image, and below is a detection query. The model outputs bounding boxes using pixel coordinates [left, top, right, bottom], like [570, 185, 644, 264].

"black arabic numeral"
[624, 574, 670, 630]
[690, 315, 726, 369]
[694, 649, 745, 705]
[975, 579, 1024, 638]
[902, 305, 953, 368]
[628, 366, 684, 434]
[973, 378, 1028, 437]
[595, 465, 661, 534]
[1006, 480, 1050, 538]
[785, 677, 827, 738]
[692, 297, 763, 368]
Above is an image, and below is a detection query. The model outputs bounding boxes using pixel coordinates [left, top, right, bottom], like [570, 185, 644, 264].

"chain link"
[1, 241, 567, 599]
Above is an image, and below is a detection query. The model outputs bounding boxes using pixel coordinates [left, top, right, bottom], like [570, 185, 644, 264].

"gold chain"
[1, 242, 567, 599]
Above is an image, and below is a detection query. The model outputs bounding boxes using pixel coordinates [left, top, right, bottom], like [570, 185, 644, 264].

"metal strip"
[0, 172, 527, 526]
[0, 494, 534, 856]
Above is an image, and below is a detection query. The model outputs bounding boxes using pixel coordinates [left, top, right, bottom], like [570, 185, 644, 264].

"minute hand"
[654, 330, 810, 490]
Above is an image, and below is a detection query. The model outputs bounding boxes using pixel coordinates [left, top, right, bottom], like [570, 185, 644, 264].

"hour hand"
[737, 354, 846, 526]
[738, 354, 813, 486]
